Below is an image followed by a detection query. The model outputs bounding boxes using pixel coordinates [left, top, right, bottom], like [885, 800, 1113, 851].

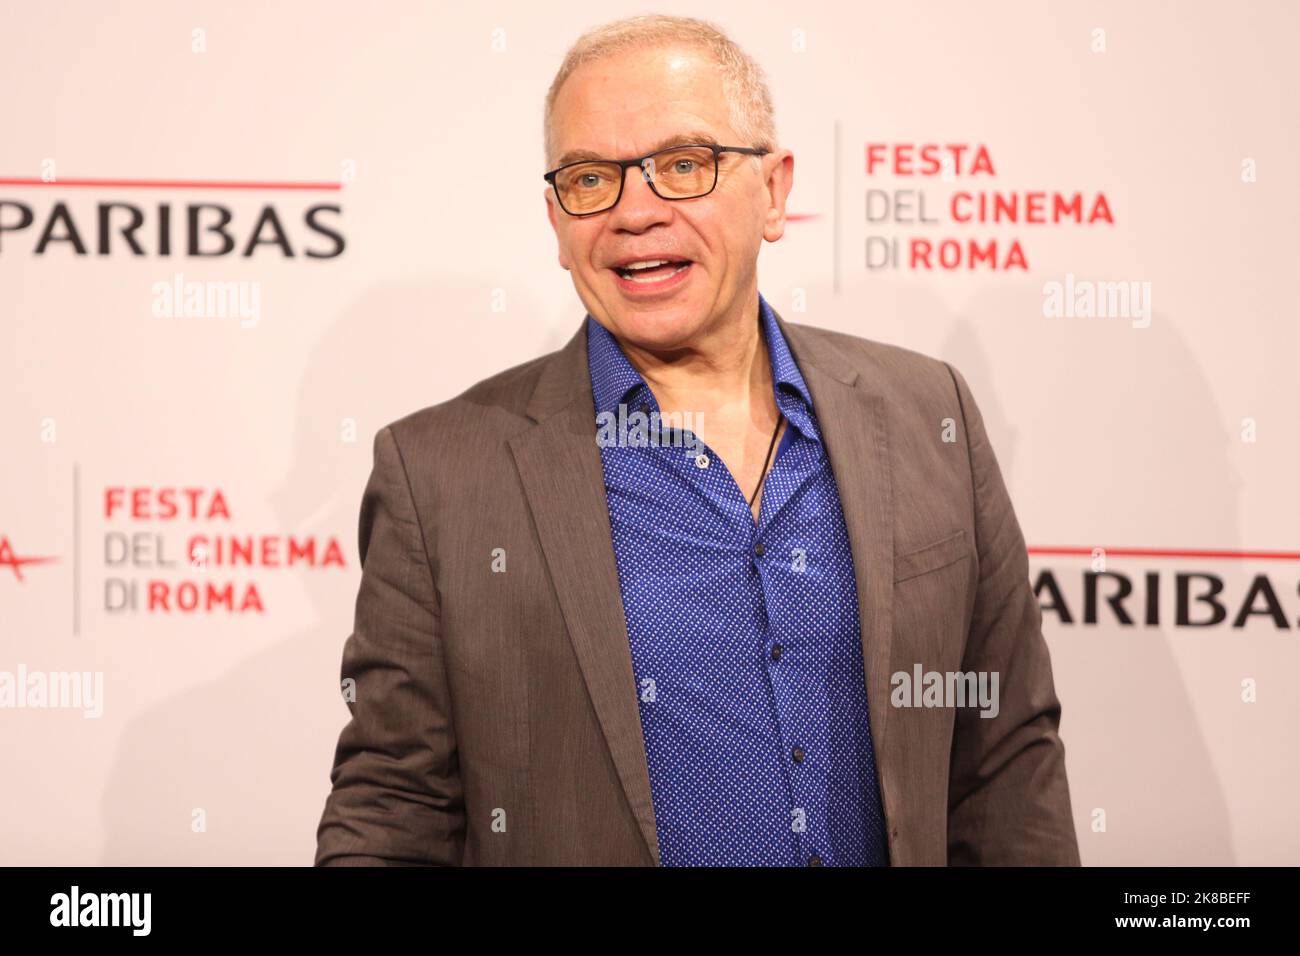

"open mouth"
[613, 258, 693, 283]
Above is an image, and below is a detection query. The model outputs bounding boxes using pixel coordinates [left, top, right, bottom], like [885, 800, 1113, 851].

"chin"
[605, 304, 709, 352]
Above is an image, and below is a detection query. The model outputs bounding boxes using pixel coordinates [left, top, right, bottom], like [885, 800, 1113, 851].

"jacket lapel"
[772, 310, 898, 798]
[507, 321, 660, 864]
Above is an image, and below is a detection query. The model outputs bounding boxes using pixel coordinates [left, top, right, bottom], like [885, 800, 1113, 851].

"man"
[314, 14, 1080, 866]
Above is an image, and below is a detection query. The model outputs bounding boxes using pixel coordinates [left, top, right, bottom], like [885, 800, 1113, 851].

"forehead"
[550, 44, 734, 164]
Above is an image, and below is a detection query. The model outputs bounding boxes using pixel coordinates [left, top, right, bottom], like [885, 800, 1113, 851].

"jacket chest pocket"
[894, 529, 969, 583]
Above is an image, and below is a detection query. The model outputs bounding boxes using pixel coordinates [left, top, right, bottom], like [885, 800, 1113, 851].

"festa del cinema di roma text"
[863, 143, 1112, 272]
[103, 487, 344, 614]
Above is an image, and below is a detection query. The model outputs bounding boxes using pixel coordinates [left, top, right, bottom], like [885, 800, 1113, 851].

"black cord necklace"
[747, 413, 784, 511]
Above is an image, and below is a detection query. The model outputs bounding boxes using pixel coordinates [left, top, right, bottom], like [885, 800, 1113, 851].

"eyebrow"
[553, 130, 722, 168]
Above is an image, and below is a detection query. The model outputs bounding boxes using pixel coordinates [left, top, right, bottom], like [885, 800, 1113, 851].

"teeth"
[623, 263, 689, 284]
[622, 259, 672, 270]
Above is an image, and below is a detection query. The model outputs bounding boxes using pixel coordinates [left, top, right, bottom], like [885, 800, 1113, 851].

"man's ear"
[544, 188, 572, 271]
[762, 150, 794, 243]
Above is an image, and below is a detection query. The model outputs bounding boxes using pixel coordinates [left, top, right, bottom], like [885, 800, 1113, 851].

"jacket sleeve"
[315, 424, 465, 865]
[943, 363, 1081, 865]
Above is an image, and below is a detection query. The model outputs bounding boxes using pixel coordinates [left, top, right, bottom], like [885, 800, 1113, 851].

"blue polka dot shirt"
[586, 293, 889, 867]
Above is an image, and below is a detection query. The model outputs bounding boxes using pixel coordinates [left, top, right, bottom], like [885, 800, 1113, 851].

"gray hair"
[543, 14, 777, 169]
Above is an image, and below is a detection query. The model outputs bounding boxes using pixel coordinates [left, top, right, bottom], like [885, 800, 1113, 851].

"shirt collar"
[585, 292, 818, 439]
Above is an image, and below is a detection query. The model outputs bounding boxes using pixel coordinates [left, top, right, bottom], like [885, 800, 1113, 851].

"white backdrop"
[1, 0, 1297, 864]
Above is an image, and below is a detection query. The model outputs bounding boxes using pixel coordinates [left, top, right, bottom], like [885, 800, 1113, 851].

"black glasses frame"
[543, 143, 770, 216]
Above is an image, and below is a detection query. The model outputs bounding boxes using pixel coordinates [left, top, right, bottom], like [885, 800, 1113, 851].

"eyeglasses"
[544, 143, 770, 216]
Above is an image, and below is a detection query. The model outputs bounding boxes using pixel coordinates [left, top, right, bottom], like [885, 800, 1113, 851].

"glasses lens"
[646, 146, 716, 199]
[556, 162, 622, 214]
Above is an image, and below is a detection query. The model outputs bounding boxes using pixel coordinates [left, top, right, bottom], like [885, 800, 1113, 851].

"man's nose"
[607, 162, 673, 227]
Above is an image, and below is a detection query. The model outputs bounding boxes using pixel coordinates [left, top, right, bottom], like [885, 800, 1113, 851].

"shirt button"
[808, 854, 823, 867]
[792, 746, 805, 764]
[753, 542, 764, 557]
[770, 644, 782, 661]
[694, 454, 710, 469]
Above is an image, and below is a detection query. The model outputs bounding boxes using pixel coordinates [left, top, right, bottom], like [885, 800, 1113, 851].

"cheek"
[686, 201, 756, 266]
[555, 236, 584, 274]
[563, 228, 603, 274]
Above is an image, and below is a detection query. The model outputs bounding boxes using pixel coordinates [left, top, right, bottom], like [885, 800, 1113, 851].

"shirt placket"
[640, 382, 833, 866]
[753, 429, 834, 866]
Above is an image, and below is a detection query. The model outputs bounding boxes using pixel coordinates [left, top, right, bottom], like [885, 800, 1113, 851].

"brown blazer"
[314, 308, 1080, 866]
